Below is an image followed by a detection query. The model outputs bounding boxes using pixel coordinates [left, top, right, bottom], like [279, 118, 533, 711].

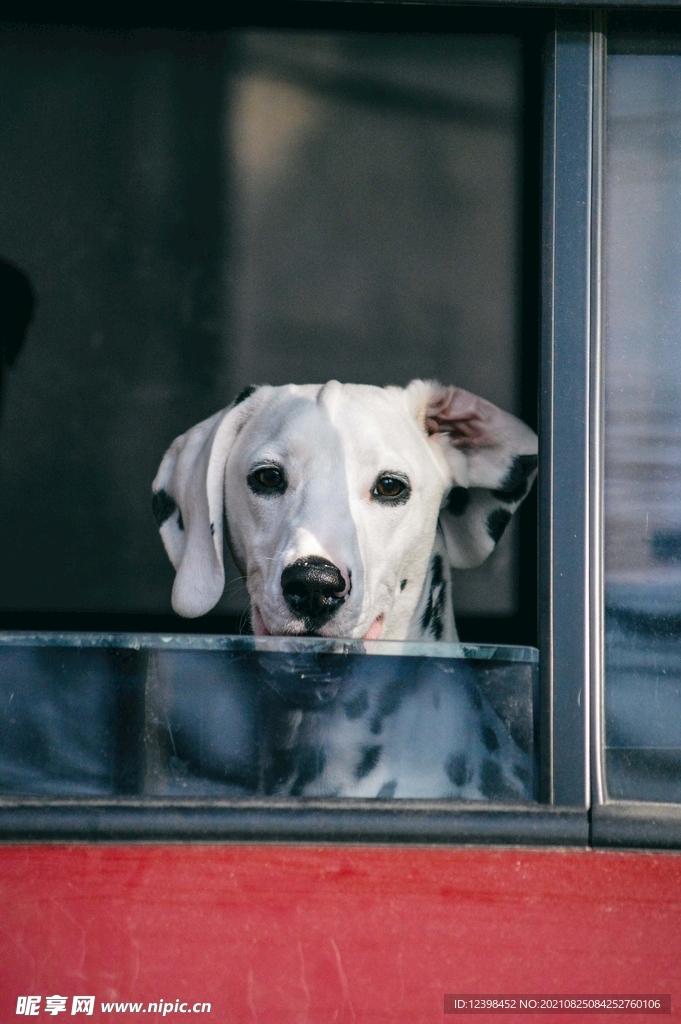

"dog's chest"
[260, 659, 531, 801]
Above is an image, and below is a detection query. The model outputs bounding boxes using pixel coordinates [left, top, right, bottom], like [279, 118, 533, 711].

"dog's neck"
[406, 528, 458, 643]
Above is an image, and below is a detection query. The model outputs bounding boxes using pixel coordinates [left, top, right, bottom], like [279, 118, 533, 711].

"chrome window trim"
[589, 14, 607, 812]
[540, 11, 600, 810]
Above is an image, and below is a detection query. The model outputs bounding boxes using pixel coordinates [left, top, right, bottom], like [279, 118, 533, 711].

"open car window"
[0, 21, 533, 642]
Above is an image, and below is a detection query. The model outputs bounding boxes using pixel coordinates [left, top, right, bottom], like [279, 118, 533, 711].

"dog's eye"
[248, 466, 287, 495]
[372, 475, 410, 503]
[257, 468, 282, 488]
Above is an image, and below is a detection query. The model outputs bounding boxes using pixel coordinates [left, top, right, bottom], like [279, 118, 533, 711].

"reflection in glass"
[605, 46, 681, 800]
[0, 634, 537, 802]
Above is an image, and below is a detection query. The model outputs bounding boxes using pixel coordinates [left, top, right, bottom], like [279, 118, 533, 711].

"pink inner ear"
[425, 386, 501, 449]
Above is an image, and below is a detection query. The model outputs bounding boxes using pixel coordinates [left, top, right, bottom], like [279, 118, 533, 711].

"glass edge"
[0, 630, 539, 663]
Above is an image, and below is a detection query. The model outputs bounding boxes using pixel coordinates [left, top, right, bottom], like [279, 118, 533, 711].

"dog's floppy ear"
[407, 380, 538, 569]
[152, 388, 262, 617]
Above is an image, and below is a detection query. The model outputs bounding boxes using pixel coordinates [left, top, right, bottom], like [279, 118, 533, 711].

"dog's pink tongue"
[253, 608, 271, 637]
[363, 615, 384, 641]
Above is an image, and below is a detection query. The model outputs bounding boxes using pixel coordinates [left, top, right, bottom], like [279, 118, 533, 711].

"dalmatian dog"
[153, 380, 537, 800]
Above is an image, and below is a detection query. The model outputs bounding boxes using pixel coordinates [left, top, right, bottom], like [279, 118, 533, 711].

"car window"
[0, 20, 539, 813]
[604, 34, 681, 802]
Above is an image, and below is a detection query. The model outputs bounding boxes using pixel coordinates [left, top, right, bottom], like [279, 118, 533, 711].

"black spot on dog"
[377, 780, 397, 799]
[431, 552, 444, 587]
[152, 489, 177, 528]
[482, 725, 499, 753]
[210, 522, 215, 537]
[446, 486, 470, 516]
[480, 759, 520, 801]
[480, 759, 503, 799]
[420, 554, 446, 640]
[400, 579, 407, 591]
[290, 745, 326, 796]
[234, 384, 258, 406]
[376, 679, 406, 719]
[487, 508, 512, 544]
[344, 689, 369, 720]
[513, 761, 531, 790]
[422, 580, 435, 632]
[446, 752, 468, 788]
[493, 454, 538, 504]
[431, 605, 444, 640]
[264, 747, 296, 793]
[370, 676, 413, 735]
[355, 744, 382, 780]
[468, 684, 483, 711]
[177, 510, 184, 531]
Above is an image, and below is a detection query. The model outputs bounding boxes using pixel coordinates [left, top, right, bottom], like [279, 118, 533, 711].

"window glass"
[604, 39, 681, 800]
[0, 634, 537, 800]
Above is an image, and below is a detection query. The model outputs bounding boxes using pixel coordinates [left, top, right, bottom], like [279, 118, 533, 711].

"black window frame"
[1, 0, 679, 848]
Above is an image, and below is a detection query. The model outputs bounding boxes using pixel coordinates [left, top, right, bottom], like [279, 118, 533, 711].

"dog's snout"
[281, 557, 347, 624]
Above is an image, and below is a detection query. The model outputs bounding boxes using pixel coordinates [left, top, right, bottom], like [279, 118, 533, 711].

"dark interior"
[0, 4, 542, 646]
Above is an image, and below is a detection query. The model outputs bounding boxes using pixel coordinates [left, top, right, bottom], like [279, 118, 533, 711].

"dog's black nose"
[281, 557, 347, 624]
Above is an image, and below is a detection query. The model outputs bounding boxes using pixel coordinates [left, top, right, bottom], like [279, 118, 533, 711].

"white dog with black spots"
[153, 380, 537, 800]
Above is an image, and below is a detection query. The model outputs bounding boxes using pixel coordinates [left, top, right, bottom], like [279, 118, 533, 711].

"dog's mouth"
[252, 606, 384, 641]
[253, 607, 271, 637]
[362, 615, 384, 640]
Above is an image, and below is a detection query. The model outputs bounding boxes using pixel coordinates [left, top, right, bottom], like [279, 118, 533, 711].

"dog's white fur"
[153, 379, 537, 643]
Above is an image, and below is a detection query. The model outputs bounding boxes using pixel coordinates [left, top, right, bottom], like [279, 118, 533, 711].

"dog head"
[152, 380, 537, 640]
